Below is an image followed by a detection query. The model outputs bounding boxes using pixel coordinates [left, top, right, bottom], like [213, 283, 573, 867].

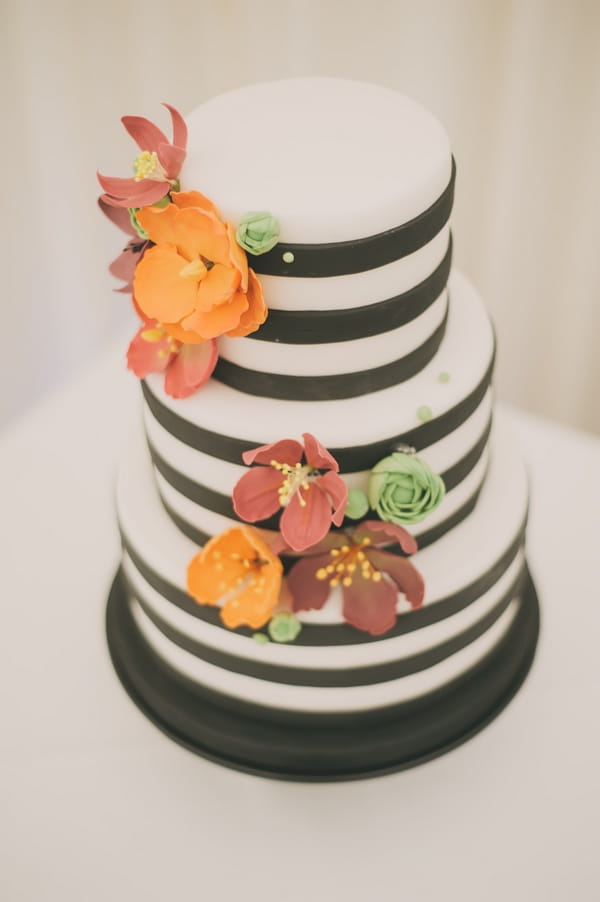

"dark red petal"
[163, 103, 188, 150]
[126, 328, 173, 378]
[287, 553, 333, 612]
[163, 340, 218, 399]
[242, 439, 304, 467]
[157, 142, 186, 178]
[302, 432, 339, 472]
[342, 575, 398, 635]
[121, 114, 169, 153]
[355, 520, 418, 555]
[97, 197, 136, 235]
[316, 471, 348, 526]
[280, 485, 332, 552]
[232, 468, 284, 522]
[366, 549, 425, 609]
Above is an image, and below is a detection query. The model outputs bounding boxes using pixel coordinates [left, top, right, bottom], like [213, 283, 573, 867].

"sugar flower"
[286, 521, 424, 636]
[98, 103, 187, 208]
[133, 191, 267, 343]
[98, 198, 149, 293]
[127, 311, 217, 400]
[232, 433, 348, 552]
[187, 526, 283, 630]
[368, 450, 445, 526]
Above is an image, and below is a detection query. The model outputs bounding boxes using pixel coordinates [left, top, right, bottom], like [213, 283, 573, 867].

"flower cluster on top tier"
[98, 104, 278, 399]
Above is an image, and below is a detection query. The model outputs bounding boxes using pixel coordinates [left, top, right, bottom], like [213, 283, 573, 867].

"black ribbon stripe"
[130, 564, 525, 688]
[213, 301, 448, 401]
[141, 345, 494, 469]
[118, 506, 527, 648]
[250, 158, 456, 278]
[147, 412, 492, 528]
[254, 237, 452, 344]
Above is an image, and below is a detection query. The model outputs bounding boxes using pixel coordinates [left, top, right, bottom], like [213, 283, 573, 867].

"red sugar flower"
[98, 103, 187, 208]
[232, 434, 348, 552]
[286, 521, 424, 636]
[127, 315, 217, 400]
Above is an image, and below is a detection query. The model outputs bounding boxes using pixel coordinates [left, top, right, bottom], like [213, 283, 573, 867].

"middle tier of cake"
[141, 270, 494, 551]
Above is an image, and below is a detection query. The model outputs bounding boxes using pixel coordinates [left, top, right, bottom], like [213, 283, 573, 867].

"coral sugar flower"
[187, 526, 283, 630]
[232, 434, 348, 553]
[98, 103, 187, 208]
[286, 521, 425, 636]
[126, 315, 217, 400]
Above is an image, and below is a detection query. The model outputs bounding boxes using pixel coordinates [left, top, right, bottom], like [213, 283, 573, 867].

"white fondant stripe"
[130, 595, 519, 712]
[217, 291, 448, 376]
[258, 227, 451, 311]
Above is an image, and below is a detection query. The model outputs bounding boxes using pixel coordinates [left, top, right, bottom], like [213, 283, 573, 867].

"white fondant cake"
[105, 78, 538, 777]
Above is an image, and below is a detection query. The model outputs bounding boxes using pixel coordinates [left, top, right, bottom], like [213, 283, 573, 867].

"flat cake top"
[180, 77, 452, 243]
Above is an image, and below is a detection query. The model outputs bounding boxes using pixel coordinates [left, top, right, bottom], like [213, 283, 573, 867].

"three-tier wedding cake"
[101, 78, 539, 780]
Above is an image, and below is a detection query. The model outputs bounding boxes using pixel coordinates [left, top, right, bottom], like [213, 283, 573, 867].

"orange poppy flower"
[133, 191, 267, 343]
[187, 526, 283, 630]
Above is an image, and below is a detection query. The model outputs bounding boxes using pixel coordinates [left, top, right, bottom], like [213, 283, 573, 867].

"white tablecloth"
[2, 337, 599, 901]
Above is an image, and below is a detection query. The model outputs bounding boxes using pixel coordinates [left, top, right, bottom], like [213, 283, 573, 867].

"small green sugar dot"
[252, 632, 269, 645]
[417, 405, 433, 423]
[282, 251, 295, 264]
[345, 488, 369, 520]
[438, 371, 450, 384]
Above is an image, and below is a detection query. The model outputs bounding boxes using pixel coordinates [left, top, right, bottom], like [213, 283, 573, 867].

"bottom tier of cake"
[106, 410, 539, 780]
[106, 568, 538, 780]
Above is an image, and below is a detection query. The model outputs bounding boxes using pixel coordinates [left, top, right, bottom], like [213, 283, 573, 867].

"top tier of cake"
[178, 79, 455, 396]
[181, 77, 452, 245]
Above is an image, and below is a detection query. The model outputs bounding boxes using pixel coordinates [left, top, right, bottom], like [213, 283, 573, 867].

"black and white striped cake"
[106, 78, 539, 779]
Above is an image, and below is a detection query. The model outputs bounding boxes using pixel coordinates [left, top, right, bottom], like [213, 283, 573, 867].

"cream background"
[2, 0, 599, 433]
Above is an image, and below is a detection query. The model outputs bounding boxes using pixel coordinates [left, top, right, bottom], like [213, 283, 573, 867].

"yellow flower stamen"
[314, 538, 384, 588]
[133, 150, 168, 182]
[271, 459, 316, 507]
[179, 258, 208, 280]
[141, 327, 167, 343]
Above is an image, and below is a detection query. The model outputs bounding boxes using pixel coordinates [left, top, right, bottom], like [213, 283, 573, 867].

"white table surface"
[2, 336, 599, 902]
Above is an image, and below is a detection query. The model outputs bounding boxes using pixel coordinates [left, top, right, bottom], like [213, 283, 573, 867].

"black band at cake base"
[105, 565, 539, 782]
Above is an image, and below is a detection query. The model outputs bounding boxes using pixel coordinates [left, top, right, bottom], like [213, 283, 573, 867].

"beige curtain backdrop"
[2, 0, 599, 433]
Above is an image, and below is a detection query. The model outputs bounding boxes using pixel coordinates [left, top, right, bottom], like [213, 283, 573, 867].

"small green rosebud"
[236, 211, 280, 255]
[368, 452, 445, 526]
[345, 488, 369, 520]
[268, 612, 302, 643]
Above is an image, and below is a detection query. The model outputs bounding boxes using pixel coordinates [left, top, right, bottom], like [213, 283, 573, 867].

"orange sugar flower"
[187, 526, 283, 631]
[133, 191, 268, 343]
